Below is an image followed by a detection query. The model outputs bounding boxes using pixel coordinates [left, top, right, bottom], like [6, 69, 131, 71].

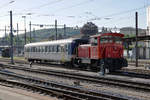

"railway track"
[1, 58, 150, 75]
[0, 70, 133, 100]
[110, 70, 150, 79]
[1, 64, 150, 93]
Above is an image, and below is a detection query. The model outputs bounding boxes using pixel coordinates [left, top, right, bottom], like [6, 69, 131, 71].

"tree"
[80, 22, 98, 36]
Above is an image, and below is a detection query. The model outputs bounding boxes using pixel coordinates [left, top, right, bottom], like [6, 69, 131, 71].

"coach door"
[61, 45, 65, 62]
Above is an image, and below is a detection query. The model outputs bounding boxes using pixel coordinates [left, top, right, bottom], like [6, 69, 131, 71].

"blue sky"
[0, 0, 149, 37]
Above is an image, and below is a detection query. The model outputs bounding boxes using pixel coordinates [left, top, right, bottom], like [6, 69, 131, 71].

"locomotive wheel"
[72, 59, 81, 68]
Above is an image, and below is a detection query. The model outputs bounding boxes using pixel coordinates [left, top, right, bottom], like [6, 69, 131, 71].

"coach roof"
[25, 38, 77, 47]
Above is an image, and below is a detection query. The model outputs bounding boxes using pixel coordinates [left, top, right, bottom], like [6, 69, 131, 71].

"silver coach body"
[24, 38, 76, 62]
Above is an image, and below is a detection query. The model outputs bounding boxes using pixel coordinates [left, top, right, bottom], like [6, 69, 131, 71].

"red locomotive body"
[75, 33, 127, 72]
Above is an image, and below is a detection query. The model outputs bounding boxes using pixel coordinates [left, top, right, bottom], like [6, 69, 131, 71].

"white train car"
[24, 38, 88, 63]
[24, 38, 76, 63]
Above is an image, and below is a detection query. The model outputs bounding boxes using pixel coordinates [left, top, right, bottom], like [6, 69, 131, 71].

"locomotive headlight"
[114, 47, 117, 50]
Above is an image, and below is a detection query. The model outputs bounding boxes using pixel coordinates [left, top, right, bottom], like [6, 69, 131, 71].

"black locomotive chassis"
[72, 57, 128, 72]
[103, 58, 128, 71]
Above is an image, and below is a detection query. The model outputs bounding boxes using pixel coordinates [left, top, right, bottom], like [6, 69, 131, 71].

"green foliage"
[80, 22, 98, 36]
[124, 34, 136, 38]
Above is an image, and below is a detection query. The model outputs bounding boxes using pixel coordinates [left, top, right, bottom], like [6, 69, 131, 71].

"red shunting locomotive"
[73, 33, 128, 72]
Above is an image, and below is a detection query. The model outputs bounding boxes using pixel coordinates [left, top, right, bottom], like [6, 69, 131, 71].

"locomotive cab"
[98, 33, 128, 71]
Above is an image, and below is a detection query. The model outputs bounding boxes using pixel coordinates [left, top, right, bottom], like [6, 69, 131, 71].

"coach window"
[33, 47, 35, 52]
[49, 46, 51, 52]
[43, 46, 45, 52]
[30, 47, 32, 52]
[39, 47, 41, 52]
[54, 45, 57, 52]
[58, 45, 61, 52]
[65, 45, 68, 52]
[25, 47, 27, 52]
[41, 46, 42, 52]
[47, 46, 49, 52]
[31, 47, 33, 52]
[56, 45, 59, 52]
[37, 47, 39, 52]
[36, 47, 37, 52]
[45, 46, 47, 52]
[30, 47, 31, 52]
[42, 46, 44, 52]
[28, 47, 30, 52]
[35, 47, 37, 52]
[32, 47, 33, 52]
[39, 46, 40, 52]
[39, 46, 41, 52]
[50, 46, 52, 52]
[32, 47, 34, 52]
[51, 46, 53, 52]
[54, 46, 56, 52]
[24, 48, 26, 52]
[61, 46, 65, 52]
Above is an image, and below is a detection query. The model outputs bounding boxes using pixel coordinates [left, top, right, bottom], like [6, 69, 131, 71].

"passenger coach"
[24, 38, 88, 63]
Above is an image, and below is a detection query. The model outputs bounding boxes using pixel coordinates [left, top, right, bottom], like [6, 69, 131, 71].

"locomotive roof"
[91, 33, 124, 38]
[25, 38, 78, 47]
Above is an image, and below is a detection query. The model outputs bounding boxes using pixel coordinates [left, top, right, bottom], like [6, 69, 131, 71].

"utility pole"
[64, 24, 66, 38]
[10, 11, 14, 64]
[22, 16, 26, 45]
[29, 21, 31, 43]
[135, 12, 138, 67]
[55, 20, 57, 40]
[5, 26, 7, 45]
[33, 28, 35, 42]
[17, 23, 19, 56]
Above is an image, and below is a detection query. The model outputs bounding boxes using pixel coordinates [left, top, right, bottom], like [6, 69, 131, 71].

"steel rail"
[0, 71, 133, 100]
[2, 64, 150, 93]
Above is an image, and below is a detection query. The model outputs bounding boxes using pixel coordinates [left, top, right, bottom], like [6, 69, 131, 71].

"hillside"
[0, 27, 80, 46]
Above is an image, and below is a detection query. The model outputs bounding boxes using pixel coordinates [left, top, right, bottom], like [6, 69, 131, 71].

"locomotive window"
[113, 37, 122, 44]
[100, 36, 113, 43]
[91, 37, 97, 46]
